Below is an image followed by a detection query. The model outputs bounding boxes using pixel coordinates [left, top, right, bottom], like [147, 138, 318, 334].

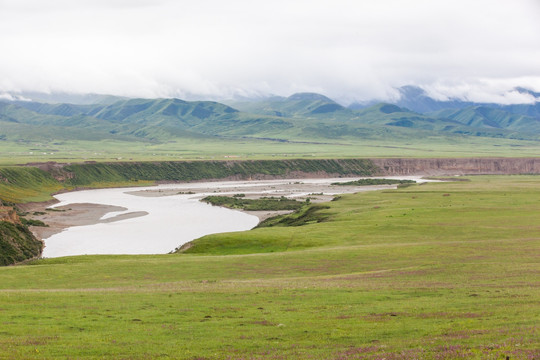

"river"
[42, 177, 430, 257]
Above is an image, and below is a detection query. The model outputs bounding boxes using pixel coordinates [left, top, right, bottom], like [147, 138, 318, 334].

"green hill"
[227, 92, 358, 120]
[1, 93, 540, 163]
[429, 106, 540, 133]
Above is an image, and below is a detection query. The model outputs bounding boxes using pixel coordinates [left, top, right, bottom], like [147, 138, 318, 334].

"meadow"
[0, 175, 539, 359]
[2, 135, 540, 166]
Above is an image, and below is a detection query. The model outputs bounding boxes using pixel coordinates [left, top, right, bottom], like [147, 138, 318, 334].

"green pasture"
[0, 176, 539, 359]
[1, 135, 540, 166]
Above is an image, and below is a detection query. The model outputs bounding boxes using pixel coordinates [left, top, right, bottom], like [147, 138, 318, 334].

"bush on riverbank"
[202, 195, 305, 211]
[331, 178, 416, 186]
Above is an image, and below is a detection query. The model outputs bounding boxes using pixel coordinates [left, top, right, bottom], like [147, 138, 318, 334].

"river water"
[42, 177, 429, 258]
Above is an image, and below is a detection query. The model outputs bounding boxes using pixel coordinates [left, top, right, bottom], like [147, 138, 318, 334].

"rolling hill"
[429, 106, 540, 134]
[1, 90, 540, 150]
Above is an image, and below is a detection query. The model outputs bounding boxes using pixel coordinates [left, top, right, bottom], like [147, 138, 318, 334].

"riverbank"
[24, 202, 149, 240]
[23, 177, 427, 257]
[3, 157, 538, 204]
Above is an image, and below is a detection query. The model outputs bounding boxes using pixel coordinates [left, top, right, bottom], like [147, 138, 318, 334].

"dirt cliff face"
[0, 206, 21, 224]
[371, 158, 540, 176]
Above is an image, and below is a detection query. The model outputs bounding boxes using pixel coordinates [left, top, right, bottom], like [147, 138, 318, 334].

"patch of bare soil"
[26, 203, 147, 239]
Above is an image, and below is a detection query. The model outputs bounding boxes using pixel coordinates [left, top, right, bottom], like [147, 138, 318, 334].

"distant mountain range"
[1, 86, 539, 145]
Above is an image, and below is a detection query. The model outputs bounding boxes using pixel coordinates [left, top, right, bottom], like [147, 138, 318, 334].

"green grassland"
[2, 135, 540, 166]
[331, 178, 416, 186]
[0, 176, 539, 359]
[2, 94, 540, 166]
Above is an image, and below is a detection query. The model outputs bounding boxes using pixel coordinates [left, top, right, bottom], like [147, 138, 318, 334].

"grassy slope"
[184, 176, 540, 254]
[0, 159, 377, 203]
[0, 221, 43, 265]
[62, 159, 377, 186]
[0, 167, 64, 203]
[429, 106, 540, 133]
[0, 176, 538, 359]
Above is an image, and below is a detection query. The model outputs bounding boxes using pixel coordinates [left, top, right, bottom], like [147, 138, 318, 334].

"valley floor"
[0, 175, 539, 359]
[24, 177, 416, 250]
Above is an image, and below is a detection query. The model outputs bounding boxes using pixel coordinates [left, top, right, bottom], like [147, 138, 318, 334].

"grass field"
[0, 176, 539, 359]
[1, 136, 540, 166]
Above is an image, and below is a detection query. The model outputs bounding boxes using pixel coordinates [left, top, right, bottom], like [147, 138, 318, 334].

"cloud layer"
[1, 0, 539, 104]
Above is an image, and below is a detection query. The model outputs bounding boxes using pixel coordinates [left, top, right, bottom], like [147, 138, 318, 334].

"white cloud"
[423, 77, 540, 104]
[0, 0, 539, 103]
[0, 92, 31, 101]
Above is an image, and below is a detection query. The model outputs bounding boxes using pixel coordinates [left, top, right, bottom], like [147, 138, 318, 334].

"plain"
[0, 175, 538, 359]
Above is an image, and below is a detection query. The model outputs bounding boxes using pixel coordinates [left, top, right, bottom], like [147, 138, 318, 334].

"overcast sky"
[1, 0, 539, 104]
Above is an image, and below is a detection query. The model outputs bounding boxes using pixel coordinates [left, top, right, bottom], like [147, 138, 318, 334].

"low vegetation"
[202, 195, 305, 211]
[0, 176, 539, 359]
[0, 201, 44, 265]
[255, 203, 331, 229]
[331, 178, 416, 186]
[0, 219, 43, 266]
[20, 218, 48, 227]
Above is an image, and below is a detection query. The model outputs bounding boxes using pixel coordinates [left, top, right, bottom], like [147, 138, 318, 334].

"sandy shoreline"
[25, 203, 148, 240]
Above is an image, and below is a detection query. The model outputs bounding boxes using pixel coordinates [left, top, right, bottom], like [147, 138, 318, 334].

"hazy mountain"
[429, 106, 540, 133]
[514, 87, 540, 98]
[226, 92, 358, 120]
[392, 86, 475, 113]
[347, 85, 540, 119]
[0, 98, 297, 141]
[7, 91, 127, 105]
[1, 90, 539, 146]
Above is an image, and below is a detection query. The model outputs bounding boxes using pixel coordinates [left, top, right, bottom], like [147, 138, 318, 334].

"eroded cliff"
[372, 157, 540, 176]
[0, 206, 43, 265]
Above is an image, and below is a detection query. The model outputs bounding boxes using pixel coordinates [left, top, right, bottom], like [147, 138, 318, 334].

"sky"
[0, 0, 539, 104]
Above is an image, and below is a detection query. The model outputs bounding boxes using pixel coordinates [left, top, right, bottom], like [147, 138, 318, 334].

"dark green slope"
[354, 103, 453, 129]
[227, 92, 358, 120]
[388, 85, 475, 113]
[226, 94, 535, 139]
[0, 221, 43, 266]
[91, 98, 238, 124]
[502, 102, 540, 118]
[350, 103, 486, 134]
[0, 203, 43, 266]
[93, 98, 297, 138]
[0, 99, 296, 141]
[305, 102, 539, 140]
[430, 106, 540, 133]
[13, 101, 99, 117]
[1, 92, 540, 144]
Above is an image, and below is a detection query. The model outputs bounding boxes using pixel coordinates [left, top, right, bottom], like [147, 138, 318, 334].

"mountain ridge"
[1, 89, 539, 146]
